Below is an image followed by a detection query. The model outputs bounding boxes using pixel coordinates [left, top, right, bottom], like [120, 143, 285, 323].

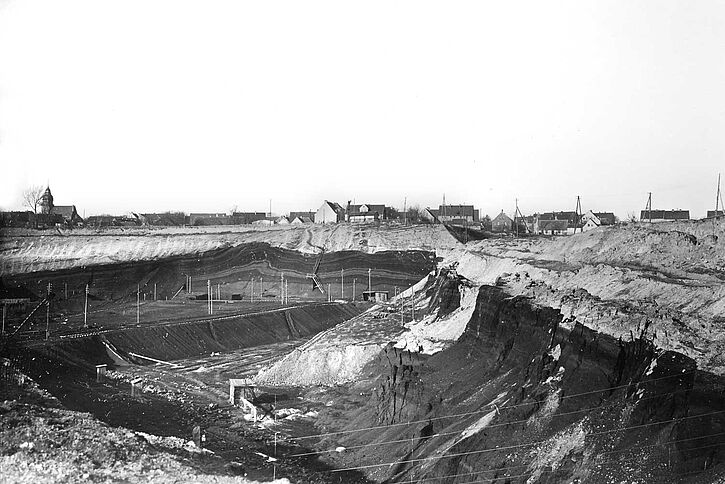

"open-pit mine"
[1, 222, 724, 483]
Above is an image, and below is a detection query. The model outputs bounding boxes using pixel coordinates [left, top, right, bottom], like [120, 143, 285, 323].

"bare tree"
[22, 185, 45, 214]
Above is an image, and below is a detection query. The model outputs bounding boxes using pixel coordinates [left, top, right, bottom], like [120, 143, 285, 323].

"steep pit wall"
[15, 303, 364, 372]
[319, 285, 725, 483]
[4, 243, 436, 309]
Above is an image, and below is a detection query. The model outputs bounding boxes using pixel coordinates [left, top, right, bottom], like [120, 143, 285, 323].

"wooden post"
[251, 278, 254, 303]
[281, 273, 284, 305]
[341, 268, 344, 300]
[2, 304, 6, 335]
[154, 283, 157, 301]
[368, 268, 372, 291]
[136, 284, 140, 325]
[84, 284, 89, 328]
[353, 279, 356, 301]
[46, 282, 51, 340]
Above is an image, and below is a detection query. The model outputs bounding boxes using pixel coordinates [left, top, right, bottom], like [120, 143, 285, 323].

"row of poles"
[14, 267, 384, 337]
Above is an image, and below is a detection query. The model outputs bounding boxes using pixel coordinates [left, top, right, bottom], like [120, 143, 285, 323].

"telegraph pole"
[285, 279, 288, 304]
[403, 197, 407, 225]
[715, 174, 723, 215]
[281, 273, 285, 305]
[327, 284, 331, 302]
[2, 304, 6, 335]
[574, 196, 582, 233]
[368, 268, 372, 292]
[352, 279, 356, 301]
[154, 283, 157, 301]
[84, 283, 89, 328]
[251, 278, 254, 303]
[136, 284, 140, 325]
[341, 269, 344, 300]
[646, 192, 652, 222]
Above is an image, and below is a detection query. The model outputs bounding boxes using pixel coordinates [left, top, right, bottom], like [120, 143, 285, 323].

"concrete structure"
[492, 211, 513, 232]
[315, 201, 345, 224]
[639, 209, 690, 222]
[361, 290, 389, 302]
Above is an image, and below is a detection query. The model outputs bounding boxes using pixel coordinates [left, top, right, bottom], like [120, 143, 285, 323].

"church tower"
[39, 186, 54, 214]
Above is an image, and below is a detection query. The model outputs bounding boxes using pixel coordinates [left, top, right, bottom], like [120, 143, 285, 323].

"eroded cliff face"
[323, 285, 725, 483]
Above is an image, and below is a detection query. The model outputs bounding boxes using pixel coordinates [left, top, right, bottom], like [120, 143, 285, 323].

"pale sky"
[1, 0, 724, 219]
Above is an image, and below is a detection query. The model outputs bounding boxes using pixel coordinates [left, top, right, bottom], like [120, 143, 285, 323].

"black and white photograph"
[1, 1, 724, 482]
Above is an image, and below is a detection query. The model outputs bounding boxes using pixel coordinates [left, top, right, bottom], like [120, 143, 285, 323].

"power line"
[289, 381, 724, 458]
[329, 409, 725, 473]
[280, 369, 699, 443]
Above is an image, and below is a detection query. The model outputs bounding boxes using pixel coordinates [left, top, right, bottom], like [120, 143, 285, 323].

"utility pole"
[217, 283, 220, 301]
[368, 268, 372, 292]
[251, 278, 254, 303]
[285, 279, 288, 304]
[352, 279, 356, 301]
[136, 284, 140, 325]
[327, 284, 331, 302]
[574, 196, 582, 233]
[64, 282, 67, 300]
[83, 283, 89, 328]
[341, 269, 344, 300]
[281, 273, 284, 305]
[403, 197, 407, 225]
[260, 277, 263, 301]
[410, 286, 414, 320]
[715, 174, 723, 215]
[646, 192, 652, 223]
[154, 283, 157, 301]
[2, 304, 6, 335]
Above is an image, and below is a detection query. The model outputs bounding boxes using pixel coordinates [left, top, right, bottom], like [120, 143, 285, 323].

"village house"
[231, 212, 267, 225]
[491, 211, 513, 232]
[290, 216, 313, 224]
[346, 203, 388, 223]
[581, 210, 617, 232]
[314, 201, 345, 224]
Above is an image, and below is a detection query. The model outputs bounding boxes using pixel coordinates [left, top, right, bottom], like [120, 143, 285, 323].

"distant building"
[189, 213, 231, 226]
[533, 211, 583, 235]
[580, 210, 616, 232]
[289, 211, 315, 221]
[639, 210, 690, 222]
[315, 201, 345, 224]
[346, 203, 388, 223]
[139, 212, 186, 226]
[436, 205, 479, 224]
[0, 211, 35, 228]
[538, 219, 569, 235]
[491, 211, 513, 232]
[706, 210, 724, 219]
[420, 208, 439, 224]
[232, 212, 267, 225]
[290, 216, 313, 224]
[37, 186, 83, 226]
[276, 216, 290, 224]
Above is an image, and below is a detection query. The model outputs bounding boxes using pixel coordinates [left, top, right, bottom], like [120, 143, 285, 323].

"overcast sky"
[1, 0, 724, 218]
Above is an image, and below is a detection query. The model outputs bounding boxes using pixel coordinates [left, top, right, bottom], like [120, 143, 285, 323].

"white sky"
[1, 0, 724, 218]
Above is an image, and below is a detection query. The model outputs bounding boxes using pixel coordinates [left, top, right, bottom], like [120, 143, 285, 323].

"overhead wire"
[329, 409, 725, 473]
[287, 380, 725, 458]
[280, 368, 701, 444]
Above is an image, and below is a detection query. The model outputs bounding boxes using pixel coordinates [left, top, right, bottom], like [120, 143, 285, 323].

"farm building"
[232, 212, 267, 225]
[639, 210, 690, 222]
[188, 213, 231, 226]
[538, 219, 569, 235]
[435, 204, 479, 223]
[315, 201, 345, 224]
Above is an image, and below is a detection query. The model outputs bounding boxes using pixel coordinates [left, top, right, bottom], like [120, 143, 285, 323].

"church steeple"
[40, 186, 54, 214]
